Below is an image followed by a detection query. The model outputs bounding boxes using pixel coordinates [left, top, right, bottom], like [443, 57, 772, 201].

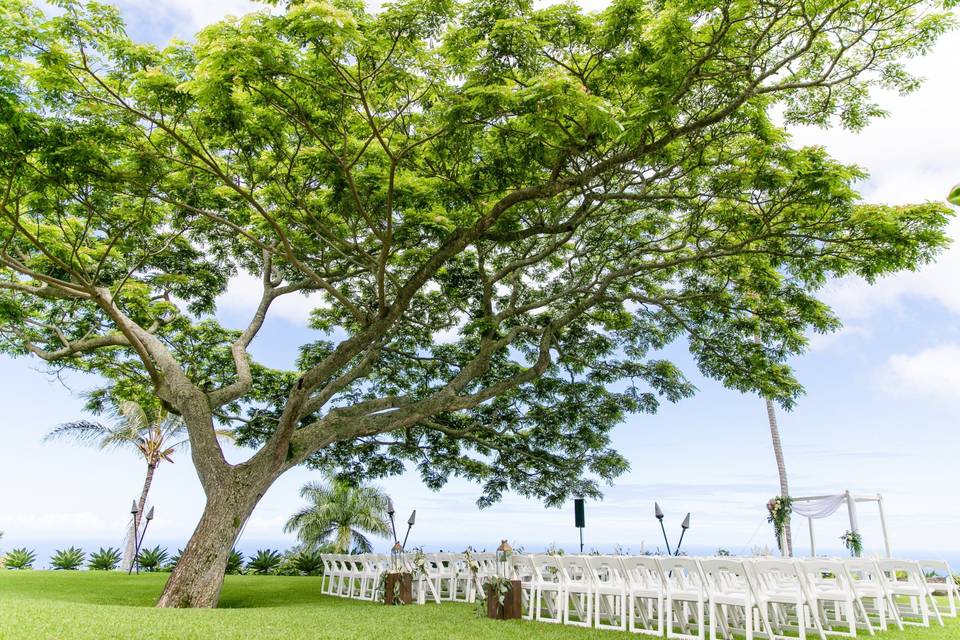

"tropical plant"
[88, 547, 122, 571]
[2, 0, 952, 608]
[246, 549, 282, 575]
[225, 549, 245, 575]
[4, 548, 36, 570]
[166, 548, 183, 571]
[137, 546, 169, 572]
[284, 476, 391, 554]
[292, 549, 324, 576]
[50, 547, 85, 571]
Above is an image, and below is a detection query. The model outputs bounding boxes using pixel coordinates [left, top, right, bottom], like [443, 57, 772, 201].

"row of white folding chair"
[506, 555, 948, 640]
[320, 553, 386, 600]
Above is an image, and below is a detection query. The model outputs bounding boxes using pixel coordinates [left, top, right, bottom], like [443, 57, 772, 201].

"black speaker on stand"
[574, 498, 585, 552]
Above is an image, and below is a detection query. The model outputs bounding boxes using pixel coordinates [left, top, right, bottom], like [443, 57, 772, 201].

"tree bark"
[122, 462, 156, 572]
[156, 474, 267, 608]
[764, 397, 793, 556]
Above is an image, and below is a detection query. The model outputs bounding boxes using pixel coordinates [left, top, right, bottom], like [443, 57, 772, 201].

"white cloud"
[787, 31, 960, 323]
[818, 218, 960, 320]
[807, 323, 871, 351]
[216, 272, 320, 326]
[884, 344, 960, 398]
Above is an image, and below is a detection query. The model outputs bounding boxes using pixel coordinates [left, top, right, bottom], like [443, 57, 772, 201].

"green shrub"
[246, 549, 282, 575]
[293, 549, 324, 576]
[136, 546, 168, 572]
[4, 548, 36, 570]
[226, 549, 244, 575]
[51, 547, 85, 570]
[88, 547, 122, 571]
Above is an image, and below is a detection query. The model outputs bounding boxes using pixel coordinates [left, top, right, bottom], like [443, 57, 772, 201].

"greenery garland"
[766, 496, 793, 552]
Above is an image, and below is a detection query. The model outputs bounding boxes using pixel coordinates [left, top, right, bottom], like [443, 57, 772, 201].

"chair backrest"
[556, 554, 594, 586]
[700, 558, 751, 596]
[918, 559, 956, 583]
[656, 556, 705, 593]
[748, 558, 802, 595]
[509, 554, 531, 580]
[586, 555, 626, 586]
[618, 556, 664, 591]
[875, 559, 925, 591]
[798, 558, 853, 594]
[529, 554, 562, 583]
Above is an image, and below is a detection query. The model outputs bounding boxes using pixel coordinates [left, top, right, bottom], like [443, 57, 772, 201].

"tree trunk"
[122, 462, 157, 572]
[156, 477, 266, 608]
[764, 397, 793, 556]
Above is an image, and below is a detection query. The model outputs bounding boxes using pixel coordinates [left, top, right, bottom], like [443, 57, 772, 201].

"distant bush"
[246, 549, 282, 575]
[88, 547, 122, 571]
[293, 549, 324, 576]
[51, 547, 85, 570]
[226, 549, 245, 575]
[137, 546, 168, 572]
[5, 548, 36, 570]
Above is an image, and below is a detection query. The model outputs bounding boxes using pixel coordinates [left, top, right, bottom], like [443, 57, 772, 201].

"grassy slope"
[0, 571, 957, 640]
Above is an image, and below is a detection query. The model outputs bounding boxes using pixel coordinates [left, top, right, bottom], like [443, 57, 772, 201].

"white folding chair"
[319, 554, 335, 595]
[657, 556, 707, 640]
[442, 553, 471, 602]
[875, 559, 943, 627]
[529, 554, 564, 623]
[798, 559, 860, 637]
[508, 554, 536, 619]
[918, 560, 958, 618]
[701, 557, 765, 640]
[412, 554, 444, 604]
[843, 558, 896, 632]
[556, 555, 594, 628]
[746, 558, 826, 640]
[586, 555, 628, 631]
[355, 554, 383, 601]
[619, 556, 666, 636]
[331, 554, 349, 596]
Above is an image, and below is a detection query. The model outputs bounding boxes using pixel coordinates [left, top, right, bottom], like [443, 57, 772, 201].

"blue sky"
[1, 1, 958, 563]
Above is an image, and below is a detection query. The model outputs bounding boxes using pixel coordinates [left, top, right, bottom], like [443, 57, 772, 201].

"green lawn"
[0, 571, 957, 640]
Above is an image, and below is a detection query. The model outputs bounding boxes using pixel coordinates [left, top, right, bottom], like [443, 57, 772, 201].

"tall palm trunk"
[122, 462, 157, 571]
[337, 525, 352, 554]
[764, 398, 793, 556]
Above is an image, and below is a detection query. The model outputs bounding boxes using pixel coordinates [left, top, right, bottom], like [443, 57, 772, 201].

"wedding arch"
[789, 491, 892, 557]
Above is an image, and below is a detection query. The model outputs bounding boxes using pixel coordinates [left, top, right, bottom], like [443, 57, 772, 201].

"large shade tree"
[0, 0, 954, 608]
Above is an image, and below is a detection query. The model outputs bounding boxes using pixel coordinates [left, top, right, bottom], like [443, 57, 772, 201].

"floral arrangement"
[840, 531, 863, 557]
[766, 495, 793, 552]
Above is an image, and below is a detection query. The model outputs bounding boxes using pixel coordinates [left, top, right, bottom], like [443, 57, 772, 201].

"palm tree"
[284, 475, 391, 553]
[45, 401, 204, 570]
[764, 397, 793, 556]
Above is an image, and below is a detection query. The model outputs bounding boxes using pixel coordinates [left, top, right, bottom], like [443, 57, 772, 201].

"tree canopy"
[0, 0, 953, 510]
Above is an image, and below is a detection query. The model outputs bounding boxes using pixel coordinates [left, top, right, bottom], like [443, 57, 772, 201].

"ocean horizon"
[6, 538, 959, 572]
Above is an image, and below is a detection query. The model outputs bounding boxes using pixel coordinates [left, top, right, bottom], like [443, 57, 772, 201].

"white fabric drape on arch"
[791, 494, 847, 519]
